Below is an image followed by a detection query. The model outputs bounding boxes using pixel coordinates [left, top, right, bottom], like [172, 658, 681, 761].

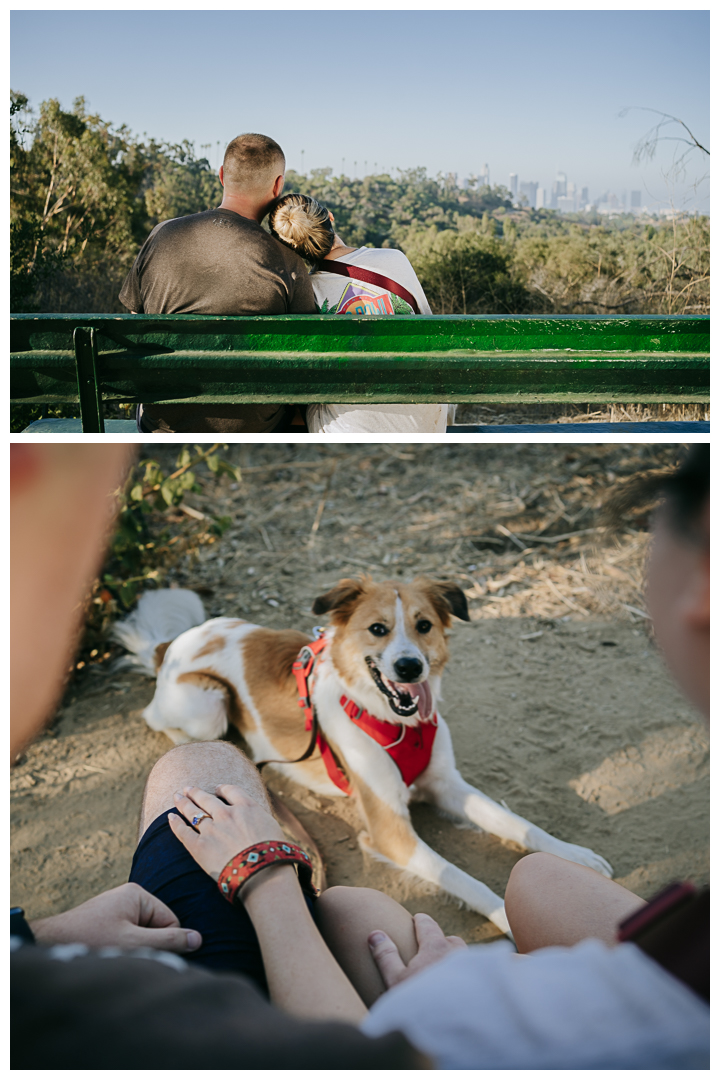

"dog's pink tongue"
[395, 680, 433, 721]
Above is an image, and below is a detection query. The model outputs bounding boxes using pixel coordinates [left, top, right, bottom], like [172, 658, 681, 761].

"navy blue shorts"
[129, 809, 315, 993]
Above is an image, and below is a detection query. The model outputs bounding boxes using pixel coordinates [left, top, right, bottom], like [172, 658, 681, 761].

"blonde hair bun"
[268, 193, 335, 262]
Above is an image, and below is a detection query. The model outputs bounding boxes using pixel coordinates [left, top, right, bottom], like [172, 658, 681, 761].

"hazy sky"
[11, 9, 709, 210]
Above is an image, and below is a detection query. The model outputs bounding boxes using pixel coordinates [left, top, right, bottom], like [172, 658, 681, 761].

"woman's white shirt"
[307, 247, 447, 434]
[361, 938, 709, 1069]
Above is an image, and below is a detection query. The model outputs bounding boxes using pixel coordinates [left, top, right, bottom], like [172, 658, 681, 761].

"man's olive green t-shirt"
[119, 207, 314, 316]
[118, 208, 315, 432]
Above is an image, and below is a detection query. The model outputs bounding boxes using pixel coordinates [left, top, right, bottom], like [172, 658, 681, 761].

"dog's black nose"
[393, 656, 424, 682]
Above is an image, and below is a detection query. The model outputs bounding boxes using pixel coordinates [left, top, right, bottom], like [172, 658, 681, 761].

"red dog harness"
[292, 634, 438, 795]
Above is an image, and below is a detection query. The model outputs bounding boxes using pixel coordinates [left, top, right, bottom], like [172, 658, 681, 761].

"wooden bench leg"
[73, 326, 105, 433]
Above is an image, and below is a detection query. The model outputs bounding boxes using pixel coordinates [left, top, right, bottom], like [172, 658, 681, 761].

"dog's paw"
[561, 843, 614, 878]
[161, 727, 195, 745]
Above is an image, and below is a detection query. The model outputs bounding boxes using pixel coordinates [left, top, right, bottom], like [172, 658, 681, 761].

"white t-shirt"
[360, 939, 709, 1070]
[307, 247, 448, 434]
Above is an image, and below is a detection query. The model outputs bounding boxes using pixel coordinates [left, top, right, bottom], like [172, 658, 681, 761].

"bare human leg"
[315, 886, 419, 1006]
[138, 740, 271, 842]
[140, 744, 430, 1007]
[505, 852, 646, 953]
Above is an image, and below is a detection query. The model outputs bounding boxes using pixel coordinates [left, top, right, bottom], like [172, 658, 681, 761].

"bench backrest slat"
[11, 313, 710, 354]
[10, 314, 709, 431]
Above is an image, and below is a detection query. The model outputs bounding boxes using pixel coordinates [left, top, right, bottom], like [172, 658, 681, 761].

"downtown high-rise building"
[519, 181, 539, 208]
[551, 171, 567, 208]
[509, 170, 594, 212]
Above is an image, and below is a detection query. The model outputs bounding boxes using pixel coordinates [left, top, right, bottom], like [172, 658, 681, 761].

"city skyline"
[450, 167, 650, 215]
[500, 170, 658, 215]
[284, 160, 692, 218]
[11, 10, 709, 213]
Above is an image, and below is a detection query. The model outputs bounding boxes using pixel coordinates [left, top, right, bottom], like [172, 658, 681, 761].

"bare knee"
[316, 886, 368, 928]
[506, 854, 560, 917]
[316, 886, 416, 957]
[506, 853, 637, 953]
[147, 740, 253, 783]
[317, 885, 403, 919]
[316, 885, 355, 909]
[317, 885, 361, 908]
[315, 886, 418, 1007]
[139, 740, 269, 838]
[507, 852, 558, 897]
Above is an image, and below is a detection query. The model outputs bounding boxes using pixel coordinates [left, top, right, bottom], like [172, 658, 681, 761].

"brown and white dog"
[114, 578, 612, 934]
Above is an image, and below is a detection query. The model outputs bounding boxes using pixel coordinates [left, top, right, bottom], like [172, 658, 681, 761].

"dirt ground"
[11, 442, 709, 945]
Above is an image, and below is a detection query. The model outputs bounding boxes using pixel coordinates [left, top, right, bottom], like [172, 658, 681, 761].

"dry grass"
[454, 403, 708, 425]
[98, 442, 682, 646]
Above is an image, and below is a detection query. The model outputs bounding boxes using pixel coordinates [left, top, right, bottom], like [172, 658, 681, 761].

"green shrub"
[76, 445, 238, 674]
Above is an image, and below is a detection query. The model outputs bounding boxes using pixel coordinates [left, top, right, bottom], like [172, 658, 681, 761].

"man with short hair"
[119, 133, 315, 433]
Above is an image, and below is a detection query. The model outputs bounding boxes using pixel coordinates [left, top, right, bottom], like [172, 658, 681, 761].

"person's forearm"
[242, 865, 367, 1024]
[27, 912, 80, 945]
[27, 916, 53, 943]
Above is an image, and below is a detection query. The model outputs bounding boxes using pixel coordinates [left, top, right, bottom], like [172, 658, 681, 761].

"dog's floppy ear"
[312, 577, 368, 623]
[422, 579, 470, 625]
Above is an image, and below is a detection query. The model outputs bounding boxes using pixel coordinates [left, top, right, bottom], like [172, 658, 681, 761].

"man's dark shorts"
[129, 810, 315, 994]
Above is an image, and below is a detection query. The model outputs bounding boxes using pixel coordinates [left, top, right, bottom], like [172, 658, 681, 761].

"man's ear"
[219, 165, 225, 188]
[273, 173, 284, 200]
[312, 578, 368, 623]
[421, 579, 470, 625]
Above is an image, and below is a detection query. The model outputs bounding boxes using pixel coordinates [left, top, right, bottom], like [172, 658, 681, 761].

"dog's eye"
[368, 623, 389, 637]
[416, 619, 432, 634]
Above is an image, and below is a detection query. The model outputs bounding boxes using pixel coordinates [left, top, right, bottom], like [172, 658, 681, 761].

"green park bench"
[10, 313, 709, 434]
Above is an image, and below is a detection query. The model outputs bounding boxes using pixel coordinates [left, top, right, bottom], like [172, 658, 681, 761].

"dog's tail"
[111, 588, 206, 676]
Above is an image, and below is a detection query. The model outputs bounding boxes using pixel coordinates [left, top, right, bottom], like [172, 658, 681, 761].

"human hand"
[29, 882, 202, 954]
[169, 785, 285, 882]
[368, 912, 467, 989]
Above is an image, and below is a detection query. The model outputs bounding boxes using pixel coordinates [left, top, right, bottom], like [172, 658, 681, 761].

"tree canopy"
[11, 92, 221, 311]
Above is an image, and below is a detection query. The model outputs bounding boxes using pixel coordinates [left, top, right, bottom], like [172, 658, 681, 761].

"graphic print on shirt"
[336, 282, 394, 314]
[316, 286, 414, 316]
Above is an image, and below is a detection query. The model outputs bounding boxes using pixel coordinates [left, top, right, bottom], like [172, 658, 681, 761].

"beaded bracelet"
[217, 840, 317, 906]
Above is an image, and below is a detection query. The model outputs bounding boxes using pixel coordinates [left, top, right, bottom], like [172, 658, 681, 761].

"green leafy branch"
[74, 445, 240, 675]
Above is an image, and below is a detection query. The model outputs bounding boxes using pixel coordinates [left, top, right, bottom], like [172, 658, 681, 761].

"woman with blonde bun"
[268, 193, 450, 434]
